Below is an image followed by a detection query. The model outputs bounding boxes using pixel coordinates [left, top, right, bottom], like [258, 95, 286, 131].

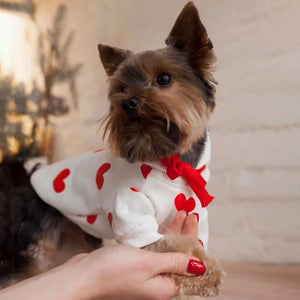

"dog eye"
[156, 73, 172, 86]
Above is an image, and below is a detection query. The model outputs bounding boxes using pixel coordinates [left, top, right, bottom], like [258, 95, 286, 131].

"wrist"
[70, 262, 107, 300]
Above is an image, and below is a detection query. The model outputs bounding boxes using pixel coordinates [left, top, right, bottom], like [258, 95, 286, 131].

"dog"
[0, 2, 222, 297]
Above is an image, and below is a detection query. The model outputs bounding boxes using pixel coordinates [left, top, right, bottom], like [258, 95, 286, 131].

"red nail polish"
[187, 260, 206, 275]
[198, 239, 204, 247]
[193, 213, 199, 222]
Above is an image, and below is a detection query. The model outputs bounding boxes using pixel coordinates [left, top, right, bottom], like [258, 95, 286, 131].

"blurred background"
[0, 0, 299, 297]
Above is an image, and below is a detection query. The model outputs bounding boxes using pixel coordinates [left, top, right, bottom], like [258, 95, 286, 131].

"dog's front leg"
[145, 234, 222, 299]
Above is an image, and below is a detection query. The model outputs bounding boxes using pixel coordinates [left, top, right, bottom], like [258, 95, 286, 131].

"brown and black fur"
[0, 2, 222, 297]
[0, 159, 60, 285]
[0, 160, 100, 287]
[100, 2, 216, 164]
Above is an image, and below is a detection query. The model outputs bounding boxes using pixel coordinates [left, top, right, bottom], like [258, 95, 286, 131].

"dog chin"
[118, 119, 182, 163]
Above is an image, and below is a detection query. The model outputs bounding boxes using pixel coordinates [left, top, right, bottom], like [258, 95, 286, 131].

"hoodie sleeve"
[112, 187, 163, 247]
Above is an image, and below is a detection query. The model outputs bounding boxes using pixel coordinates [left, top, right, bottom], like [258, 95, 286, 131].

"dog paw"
[146, 234, 222, 297]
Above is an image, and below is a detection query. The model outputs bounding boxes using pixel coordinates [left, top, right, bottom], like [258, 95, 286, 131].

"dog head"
[98, 1, 217, 163]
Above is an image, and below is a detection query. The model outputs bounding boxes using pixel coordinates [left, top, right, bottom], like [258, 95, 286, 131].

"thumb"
[153, 252, 206, 276]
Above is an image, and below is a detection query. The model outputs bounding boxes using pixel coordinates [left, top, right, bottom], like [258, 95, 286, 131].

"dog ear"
[98, 44, 132, 76]
[165, 1, 212, 53]
[166, 1, 217, 101]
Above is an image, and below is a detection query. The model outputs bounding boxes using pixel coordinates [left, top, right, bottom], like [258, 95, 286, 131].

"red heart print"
[108, 212, 113, 227]
[130, 187, 139, 192]
[53, 168, 70, 193]
[140, 164, 152, 179]
[87, 215, 97, 224]
[96, 163, 111, 190]
[174, 193, 196, 213]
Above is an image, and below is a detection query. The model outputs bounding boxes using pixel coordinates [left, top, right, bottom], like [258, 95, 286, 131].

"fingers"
[144, 275, 179, 300]
[154, 252, 206, 277]
[161, 211, 199, 237]
[182, 213, 198, 237]
[161, 210, 186, 234]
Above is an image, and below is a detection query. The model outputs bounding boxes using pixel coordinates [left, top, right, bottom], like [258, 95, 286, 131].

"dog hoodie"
[31, 136, 213, 248]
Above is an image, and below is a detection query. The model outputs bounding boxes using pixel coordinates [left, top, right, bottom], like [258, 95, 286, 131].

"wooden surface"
[216, 262, 300, 300]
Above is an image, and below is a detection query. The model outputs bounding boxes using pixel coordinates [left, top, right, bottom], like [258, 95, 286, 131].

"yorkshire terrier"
[0, 2, 222, 298]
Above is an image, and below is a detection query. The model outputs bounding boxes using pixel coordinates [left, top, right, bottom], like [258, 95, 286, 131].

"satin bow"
[161, 154, 214, 208]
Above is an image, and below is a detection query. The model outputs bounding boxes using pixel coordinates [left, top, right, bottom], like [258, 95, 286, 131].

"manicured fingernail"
[198, 239, 204, 247]
[187, 260, 206, 275]
[193, 213, 199, 222]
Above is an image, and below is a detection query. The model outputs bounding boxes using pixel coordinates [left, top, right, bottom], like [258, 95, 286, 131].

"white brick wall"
[36, 0, 300, 263]
[206, 0, 300, 263]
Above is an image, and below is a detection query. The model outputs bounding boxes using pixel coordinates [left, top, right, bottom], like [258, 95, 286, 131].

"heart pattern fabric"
[52, 162, 112, 225]
[30, 147, 213, 249]
[87, 215, 97, 224]
[174, 193, 196, 213]
[53, 168, 70, 193]
[96, 163, 111, 190]
[108, 212, 113, 227]
[141, 164, 152, 179]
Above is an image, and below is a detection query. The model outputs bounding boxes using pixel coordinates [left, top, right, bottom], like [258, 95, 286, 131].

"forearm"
[0, 212, 202, 300]
[0, 263, 90, 300]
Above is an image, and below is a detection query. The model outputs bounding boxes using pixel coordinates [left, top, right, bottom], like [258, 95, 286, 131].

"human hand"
[0, 211, 203, 300]
[161, 210, 199, 237]
[77, 211, 203, 299]
[157, 212, 222, 298]
[66, 211, 202, 300]
[72, 242, 206, 300]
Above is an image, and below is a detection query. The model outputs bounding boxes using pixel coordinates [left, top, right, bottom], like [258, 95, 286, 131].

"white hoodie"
[31, 137, 212, 248]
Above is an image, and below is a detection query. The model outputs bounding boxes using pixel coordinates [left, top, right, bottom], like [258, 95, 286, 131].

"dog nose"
[122, 98, 140, 112]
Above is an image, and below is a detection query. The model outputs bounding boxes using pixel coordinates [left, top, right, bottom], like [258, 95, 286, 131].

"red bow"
[161, 154, 214, 208]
